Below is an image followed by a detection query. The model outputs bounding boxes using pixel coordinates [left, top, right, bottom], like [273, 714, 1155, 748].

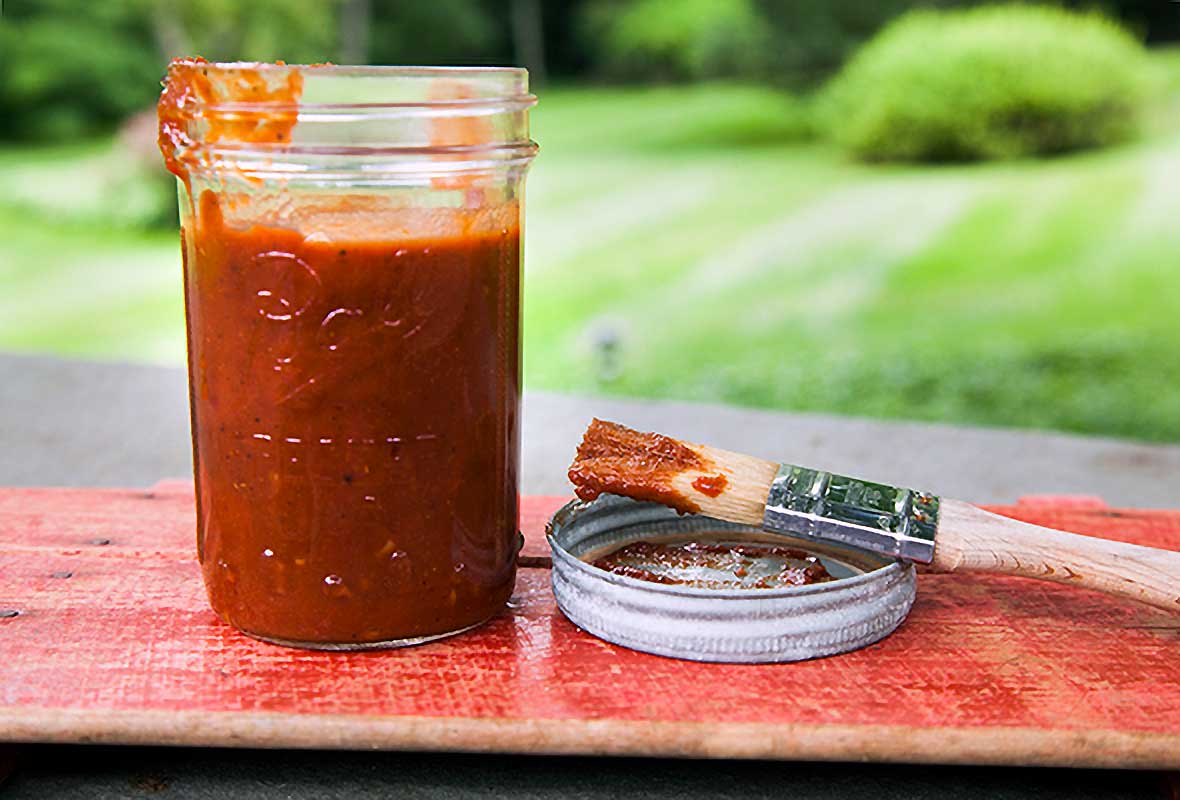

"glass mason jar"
[157, 61, 537, 649]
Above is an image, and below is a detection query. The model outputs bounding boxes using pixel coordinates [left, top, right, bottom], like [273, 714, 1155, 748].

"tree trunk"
[149, 1, 193, 62]
[510, 0, 546, 87]
[339, 0, 371, 65]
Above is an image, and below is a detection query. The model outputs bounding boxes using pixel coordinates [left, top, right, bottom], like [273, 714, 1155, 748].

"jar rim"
[196, 62, 528, 77]
[170, 60, 536, 111]
[160, 60, 537, 177]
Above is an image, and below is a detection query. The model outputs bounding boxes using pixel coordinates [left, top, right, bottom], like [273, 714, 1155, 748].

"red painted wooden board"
[1, 482, 1178, 768]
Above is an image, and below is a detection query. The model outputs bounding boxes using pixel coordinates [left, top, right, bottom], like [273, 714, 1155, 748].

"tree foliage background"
[0, 0, 1175, 141]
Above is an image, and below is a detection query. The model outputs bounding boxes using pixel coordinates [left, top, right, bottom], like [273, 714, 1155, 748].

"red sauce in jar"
[183, 192, 521, 644]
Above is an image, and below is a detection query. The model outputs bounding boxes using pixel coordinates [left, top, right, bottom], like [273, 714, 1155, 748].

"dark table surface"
[2, 746, 1175, 800]
[2, 353, 1177, 798]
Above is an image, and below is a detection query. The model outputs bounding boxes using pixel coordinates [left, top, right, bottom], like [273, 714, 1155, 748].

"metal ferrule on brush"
[763, 464, 940, 564]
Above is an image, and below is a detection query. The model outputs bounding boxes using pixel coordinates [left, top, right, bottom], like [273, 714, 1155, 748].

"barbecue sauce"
[591, 540, 834, 589]
[182, 193, 521, 644]
[568, 419, 713, 514]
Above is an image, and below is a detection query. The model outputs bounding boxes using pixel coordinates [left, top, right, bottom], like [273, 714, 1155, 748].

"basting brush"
[568, 419, 1180, 613]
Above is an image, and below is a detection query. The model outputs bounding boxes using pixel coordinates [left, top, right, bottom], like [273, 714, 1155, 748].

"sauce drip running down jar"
[157, 61, 537, 648]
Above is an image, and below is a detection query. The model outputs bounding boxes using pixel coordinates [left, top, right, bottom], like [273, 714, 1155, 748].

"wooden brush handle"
[931, 499, 1180, 613]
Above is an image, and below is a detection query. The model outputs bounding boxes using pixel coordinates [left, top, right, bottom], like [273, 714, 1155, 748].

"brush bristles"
[668, 442, 778, 526]
[567, 419, 778, 525]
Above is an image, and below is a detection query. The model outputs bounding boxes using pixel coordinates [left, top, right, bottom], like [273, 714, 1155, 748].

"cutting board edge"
[1, 708, 1176, 770]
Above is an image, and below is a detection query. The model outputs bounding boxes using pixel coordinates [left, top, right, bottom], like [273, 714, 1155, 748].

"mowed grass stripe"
[524, 149, 846, 363]
[525, 159, 721, 278]
[555, 137, 1180, 440]
[0, 216, 182, 359]
[593, 175, 983, 381]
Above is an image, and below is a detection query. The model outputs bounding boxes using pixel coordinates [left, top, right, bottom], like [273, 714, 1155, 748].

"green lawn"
[2, 75, 1178, 441]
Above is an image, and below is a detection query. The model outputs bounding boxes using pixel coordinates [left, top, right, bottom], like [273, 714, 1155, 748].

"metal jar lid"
[547, 495, 916, 663]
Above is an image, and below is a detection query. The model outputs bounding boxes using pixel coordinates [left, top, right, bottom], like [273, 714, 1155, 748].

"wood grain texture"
[933, 498, 1180, 614]
[1, 484, 1179, 768]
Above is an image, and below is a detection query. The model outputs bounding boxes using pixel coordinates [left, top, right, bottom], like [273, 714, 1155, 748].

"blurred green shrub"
[580, 0, 772, 81]
[757, 0, 973, 86]
[0, 2, 161, 141]
[820, 5, 1152, 162]
[0, 0, 340, 143]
